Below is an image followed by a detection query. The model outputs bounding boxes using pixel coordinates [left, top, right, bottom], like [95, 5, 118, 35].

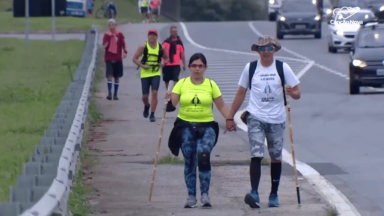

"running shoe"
[244, 190, 260, 209]
[143, 104, 150, 118]
[268, 193, 279, 207]
[184, 195, 197, 208]
[200, 193, 212, 208]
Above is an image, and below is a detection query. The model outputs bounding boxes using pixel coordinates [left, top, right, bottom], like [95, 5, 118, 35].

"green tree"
[180, 0, 265, 21]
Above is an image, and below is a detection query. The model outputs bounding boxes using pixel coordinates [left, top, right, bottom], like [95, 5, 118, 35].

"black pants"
[105, 61, 123, 78]
[141, 75, 160, 95]
[162, 65, 181, 82]
[140, 7, 148, 13]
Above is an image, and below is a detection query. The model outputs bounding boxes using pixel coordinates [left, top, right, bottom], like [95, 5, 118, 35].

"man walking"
[138, 0, 150, 23]
[133, 30, 169, 122]
[226, 36, 301, 208]
[102, 19, 127, 100]
[150, 0, 161, 22]
[162, 26, 186, 90]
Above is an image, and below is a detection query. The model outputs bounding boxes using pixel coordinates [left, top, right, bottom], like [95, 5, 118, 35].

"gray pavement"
[87, 23, 329, 216]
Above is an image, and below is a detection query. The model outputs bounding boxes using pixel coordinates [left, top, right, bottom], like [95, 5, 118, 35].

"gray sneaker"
[184, 195, 197, 208]
[200, 193, 212, 208]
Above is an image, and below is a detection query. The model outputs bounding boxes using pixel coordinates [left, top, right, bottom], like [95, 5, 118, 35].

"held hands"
[225, 119, 237, 132]
[160, 62, 165, 68]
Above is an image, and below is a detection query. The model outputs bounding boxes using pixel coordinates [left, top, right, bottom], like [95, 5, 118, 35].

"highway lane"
[180, 21, 384, 215]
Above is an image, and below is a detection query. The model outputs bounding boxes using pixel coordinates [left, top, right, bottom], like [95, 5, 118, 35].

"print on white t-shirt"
[238, 59, 300, 124]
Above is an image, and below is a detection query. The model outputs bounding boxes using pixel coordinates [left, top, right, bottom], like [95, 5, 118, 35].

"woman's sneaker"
[268, 193, 279, 207]
[184, 195, 197, 208]
[244, 190, 260, 209]
[200, 193, 212, 208]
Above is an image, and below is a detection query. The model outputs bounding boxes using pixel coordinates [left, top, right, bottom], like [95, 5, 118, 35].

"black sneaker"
[106, 94, 112, 100]
[143, 104, 150, 118]
[149, 113, 156, 122]
[113, 95, 119, 100]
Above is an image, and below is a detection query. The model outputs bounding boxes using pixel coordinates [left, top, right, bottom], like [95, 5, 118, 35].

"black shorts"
[162, 65, 180, 82]
[151, 8, 159, 14]
[105, 61, 123, 78]
[140, 7, 148, 13]
[141, 75, 160, 95]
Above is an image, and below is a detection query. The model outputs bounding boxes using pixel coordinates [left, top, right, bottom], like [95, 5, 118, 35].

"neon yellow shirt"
[172, 77, 221, 122]
[141, 0, 148, 6]
[140, 42, 161, 78]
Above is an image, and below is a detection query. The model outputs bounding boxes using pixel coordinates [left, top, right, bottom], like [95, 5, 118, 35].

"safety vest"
[140, 41, 163, 78]
[141, 0, 148, 7]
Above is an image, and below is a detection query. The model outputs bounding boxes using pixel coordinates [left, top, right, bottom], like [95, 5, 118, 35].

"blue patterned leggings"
[180, 125, 216, 197]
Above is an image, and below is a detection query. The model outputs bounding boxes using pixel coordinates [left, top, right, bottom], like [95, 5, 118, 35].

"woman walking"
[166, 53, 230, 208]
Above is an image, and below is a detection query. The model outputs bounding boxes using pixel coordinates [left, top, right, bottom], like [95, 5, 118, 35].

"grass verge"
[0, 0, 170, 32]
[68, 47, 104, 215]
[158, 154, 184, 164]
[325, 205, 339, 216]
[0, 38, 84, 201]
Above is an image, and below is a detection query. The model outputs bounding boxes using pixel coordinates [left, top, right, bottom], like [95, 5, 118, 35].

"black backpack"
[248, 60, 287, 106]
[137, 41, 164, 70]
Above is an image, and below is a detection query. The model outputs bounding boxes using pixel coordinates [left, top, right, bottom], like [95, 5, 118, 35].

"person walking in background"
[138, 0, 150, 23]
[107, 1, 117, 18]
[87, 0, 95, 17]
[132, 30, 169, 122]
[166, 53, 230, 208]
[150, 0, 161, 22]
[162, 26, 186, 90]
[226, 36, 301, 209]
[103, 19, 127, 100]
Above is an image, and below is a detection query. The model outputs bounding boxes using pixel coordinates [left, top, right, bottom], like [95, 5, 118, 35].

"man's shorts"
[151, 8, 159, 15]
[162, 65, 181, 82]
[140, 6, 148, 13]
[141, 75, 160, 95]
[247, 113, 285, 160]
[105, 61, 123, 78]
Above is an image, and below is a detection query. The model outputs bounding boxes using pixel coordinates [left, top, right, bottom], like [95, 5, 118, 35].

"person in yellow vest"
[165, 53, 230, 208]
[133, 29, 169, 122]
[138, 0, 150, 23]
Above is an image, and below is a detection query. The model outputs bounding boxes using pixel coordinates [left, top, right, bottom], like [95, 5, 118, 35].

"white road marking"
[248, 21, 362, 216]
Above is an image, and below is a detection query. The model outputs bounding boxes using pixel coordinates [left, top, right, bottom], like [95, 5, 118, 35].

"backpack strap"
[248, 61, 258, 89]
[275, 60, 287, 106]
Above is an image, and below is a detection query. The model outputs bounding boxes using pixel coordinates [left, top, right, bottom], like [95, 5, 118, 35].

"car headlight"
[352, 59, 367, 68]
[280, 16, 286, 21]
[380, 6, 384, 11]
[315, 15, 320, 20]
[326, 9, 332, 14]
[334, 30, 344, 35]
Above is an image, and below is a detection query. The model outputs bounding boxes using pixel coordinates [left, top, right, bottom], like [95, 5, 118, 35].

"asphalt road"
[169, 21, 384, 216]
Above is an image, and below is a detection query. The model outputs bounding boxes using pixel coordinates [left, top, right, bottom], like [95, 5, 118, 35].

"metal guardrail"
[0, 26, 99, 216]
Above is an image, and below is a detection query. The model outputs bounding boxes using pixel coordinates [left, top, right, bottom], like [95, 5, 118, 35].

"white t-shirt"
[238, 59, 300, 124]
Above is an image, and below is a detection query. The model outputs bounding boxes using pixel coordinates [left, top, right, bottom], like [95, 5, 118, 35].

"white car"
[268, 0, 283, 21]
[328, 9, 377, 53]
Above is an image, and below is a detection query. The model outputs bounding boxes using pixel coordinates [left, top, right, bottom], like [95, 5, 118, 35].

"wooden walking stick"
[285, 100, 301, 206]
[148, 81, 174, 203]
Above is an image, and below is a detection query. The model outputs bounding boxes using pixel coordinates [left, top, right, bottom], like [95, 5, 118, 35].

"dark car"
[336, 0, 369, 9]
[349, 23, 384, 94]
[366, 0, 384, 20]
[276, 0, 322, 39]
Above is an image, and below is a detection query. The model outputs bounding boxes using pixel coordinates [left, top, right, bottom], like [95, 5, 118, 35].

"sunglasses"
[258, 46, 275, 52]
[190, 64, 206, 69]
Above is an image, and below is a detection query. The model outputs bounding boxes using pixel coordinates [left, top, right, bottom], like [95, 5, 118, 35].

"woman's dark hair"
[188, 53, 207, 67]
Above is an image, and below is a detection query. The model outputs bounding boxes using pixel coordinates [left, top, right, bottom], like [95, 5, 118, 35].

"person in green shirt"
[166, 53, 230, 208]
